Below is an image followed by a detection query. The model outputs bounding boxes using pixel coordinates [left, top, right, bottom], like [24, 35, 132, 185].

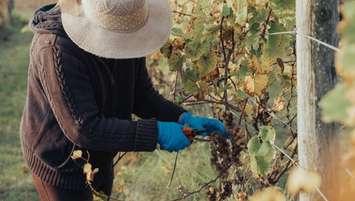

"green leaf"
[238, 63, 249, 78]
[343, 2, 355, 44]
[234, 0, 248, 25]
[254, 142, 275, 175]
[267, 73, 283, 101]
[271, 0, 295, 9]
[182, 68, 199, 94]
[248, 136, 262, 155]
[185, 39, 203, 60]
[171, 27, 184, 37]
[259, 126, 276, 143]
[168, 51, 185, 71]
[249, 141, 276, 176]
[196, 52, 217, 78]
[264, 21, 287, 57]
[320, 83, 352, 124]
[337, 43, 355, 77]
[222, 5, 233, 17]
[160, 42, 172, 57]
[248, 126, 277, 176]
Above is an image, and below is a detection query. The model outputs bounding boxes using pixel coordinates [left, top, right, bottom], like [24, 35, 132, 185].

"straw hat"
[60, 0, 171, 59]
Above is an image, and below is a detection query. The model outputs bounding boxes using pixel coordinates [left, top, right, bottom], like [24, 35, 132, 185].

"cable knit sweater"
[20, 4, 185, 190]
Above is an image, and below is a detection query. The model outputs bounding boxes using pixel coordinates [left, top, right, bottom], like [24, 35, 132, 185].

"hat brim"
[61, 0, 171, 59]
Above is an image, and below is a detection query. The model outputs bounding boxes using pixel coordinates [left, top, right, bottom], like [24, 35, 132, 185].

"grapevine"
[151, 0, 298, 200]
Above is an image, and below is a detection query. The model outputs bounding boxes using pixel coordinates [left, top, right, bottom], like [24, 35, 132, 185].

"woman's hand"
[157, 121, 191, 152]
[178, 112, 229, 138]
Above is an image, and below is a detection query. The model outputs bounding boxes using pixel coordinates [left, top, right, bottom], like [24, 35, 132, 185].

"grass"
[113, 143, 217, 201]
[0, 15, 38, 201]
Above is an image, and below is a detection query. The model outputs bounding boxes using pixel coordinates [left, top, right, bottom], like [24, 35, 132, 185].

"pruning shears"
[182, 126, 203, 141]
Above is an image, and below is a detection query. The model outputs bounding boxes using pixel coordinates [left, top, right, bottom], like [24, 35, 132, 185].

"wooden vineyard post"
[296, 0, 340, 201]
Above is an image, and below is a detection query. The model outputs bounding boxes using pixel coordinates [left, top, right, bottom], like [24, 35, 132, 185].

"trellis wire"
[268, 30, 340, 52]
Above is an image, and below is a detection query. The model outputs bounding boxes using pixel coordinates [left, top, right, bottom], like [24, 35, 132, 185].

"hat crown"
[95, 0, 145, 16]
[83, 0, 149, 33]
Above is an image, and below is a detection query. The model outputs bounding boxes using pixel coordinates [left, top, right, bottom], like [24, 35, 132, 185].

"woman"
[20, 0, 228, 200]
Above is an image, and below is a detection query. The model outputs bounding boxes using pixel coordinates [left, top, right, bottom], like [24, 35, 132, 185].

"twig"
[168, 152, 179, 188]
[238, 99, 248, 127]
[170, 175, 221, 201]
[183, 99, 240, 112]
[113, 152, 128, 167]
[260, 8, 273, 40]
[219, 15, 236, 112]
[219, 16, 229, 111]
[173, 10, 194, 17]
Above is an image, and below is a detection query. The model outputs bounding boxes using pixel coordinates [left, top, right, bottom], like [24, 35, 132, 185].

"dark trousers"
[32, 174, 93, 201]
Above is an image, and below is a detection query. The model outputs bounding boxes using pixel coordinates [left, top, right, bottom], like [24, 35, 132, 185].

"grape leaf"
[168, 51, 185, 71]
[196, 52, 218, 78]
[248, 136, 262, 155]
[248, 126, 277, 176]
[222, 5, 233, 17]
[233, 0, 248, 25]
[259, 126, 276, 143]
[171, 27, 184, 37]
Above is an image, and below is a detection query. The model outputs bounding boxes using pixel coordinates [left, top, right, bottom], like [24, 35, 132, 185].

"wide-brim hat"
[60, 0, 171, 59]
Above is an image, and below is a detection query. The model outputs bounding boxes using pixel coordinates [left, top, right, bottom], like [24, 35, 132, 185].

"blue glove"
[178, 112, 228, 138]
[157, 121, 191, 152]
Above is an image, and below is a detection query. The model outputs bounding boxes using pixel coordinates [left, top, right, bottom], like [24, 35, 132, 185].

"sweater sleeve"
[37, 46, 157, 152]
[133, 58, 186, 122]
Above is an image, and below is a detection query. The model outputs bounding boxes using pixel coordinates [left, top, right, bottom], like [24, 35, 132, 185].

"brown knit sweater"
[20, 4, 185, 190]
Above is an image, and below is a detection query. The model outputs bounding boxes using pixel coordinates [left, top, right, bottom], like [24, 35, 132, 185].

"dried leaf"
[83, 163, 92, 175]
[244, 76, 255, 95]
[254, 74, 268, 96]
[87, 168, 99, 183]
[272, 96, 286, 112]
[287, 167, 321, 195]
[249, 187, 286, 201]
[83, 162, 99, 183]
[71, 150, 82, 160]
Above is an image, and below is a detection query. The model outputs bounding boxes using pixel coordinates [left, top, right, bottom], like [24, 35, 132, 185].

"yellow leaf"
[249, 187, 286, 201]
[255, 0, 268, 7]
[71, 150, 82, 160]
[254, 74, 268, 96]
[287, 167, 321, 195]
[83, 162, 99, 183]
[249, 56, 273, 74]
[150, 51, 162, 61]
[86, 168, 99, 183]
[244, 76, 255, 95]
[272, 96, 286, 112]
[83, 163, 92, 175]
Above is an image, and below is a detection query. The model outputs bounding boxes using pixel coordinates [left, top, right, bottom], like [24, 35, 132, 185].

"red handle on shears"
[182, 127, 198, 141]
